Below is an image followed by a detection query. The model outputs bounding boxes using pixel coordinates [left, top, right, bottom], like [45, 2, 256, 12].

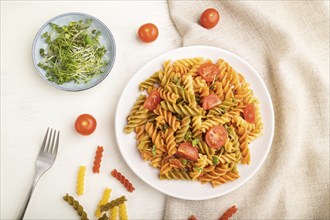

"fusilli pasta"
[100, 196, 127, 212]
[76, 166, 86, 195]
[110, 206, 118, 220]
[93, 146, 103, 174]
[63, 193, 89, 220]
[95, 188, 112, 218]
[111, 169, 135, 193]
[119, 203, 128, 220]
[124, 58, 263, 187]
[219, 205, 238, 220]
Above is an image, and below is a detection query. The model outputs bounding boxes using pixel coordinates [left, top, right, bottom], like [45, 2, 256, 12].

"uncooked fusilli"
[93, 146, 104, 174]
[119, 203, 128, 220]
[111, 169, 135, 193]
[63, 193, 89, 220]
[100, 196, 127, 212]
[95, 188, 112, 218]
[219, 205, 238, 220]
[76, 166, 86, 195]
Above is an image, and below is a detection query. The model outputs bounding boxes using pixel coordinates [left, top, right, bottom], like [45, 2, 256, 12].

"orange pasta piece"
[219, 205, 238, 220]
[111, 169, 135, 193]
[93, 146, 103, 173]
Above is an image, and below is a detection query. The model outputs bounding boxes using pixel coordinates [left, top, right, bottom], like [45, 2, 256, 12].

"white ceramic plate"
[32, 12, 116, 91]
[115, 45, 274, 200]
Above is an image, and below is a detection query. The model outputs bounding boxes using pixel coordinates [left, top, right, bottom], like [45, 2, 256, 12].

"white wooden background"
[1, 1, 182, 219]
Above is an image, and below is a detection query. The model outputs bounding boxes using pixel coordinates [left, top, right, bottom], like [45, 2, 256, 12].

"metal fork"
[18, 128, 60, 219]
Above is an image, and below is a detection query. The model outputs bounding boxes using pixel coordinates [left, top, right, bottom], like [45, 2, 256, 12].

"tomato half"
[202, 94, 221, 110]
[177, 143, 198, 161]
[205, 126, 227, 149]
[198, 63, 220, 82]
[243, 103, 256, 123]
[75, 114, 97, 135]
[138, 23, 159, 43]
[200, 8, 220, 29]
[144, 90, 161, 111]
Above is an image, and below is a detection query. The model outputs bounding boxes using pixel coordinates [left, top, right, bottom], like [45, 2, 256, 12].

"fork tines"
[41, 128, 60, 154]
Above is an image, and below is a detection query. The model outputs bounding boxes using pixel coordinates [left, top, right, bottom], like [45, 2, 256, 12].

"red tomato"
[75, 114, 97, 135]
[143, 90, 161, 110]
[205, 126, 227, 149]
[177, 143, 198, 161]
[188, 215, 197, 220]
[169, 158, 184, 169]
[198, 63, 220, 82]
[243, 103, 256, 123]
[138, 23, 159, 43]
[200, 8, 220, 29]
[202, 94, 221, 110]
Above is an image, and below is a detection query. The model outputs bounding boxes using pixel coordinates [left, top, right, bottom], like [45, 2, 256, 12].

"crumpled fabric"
[165, 1, 329, 219]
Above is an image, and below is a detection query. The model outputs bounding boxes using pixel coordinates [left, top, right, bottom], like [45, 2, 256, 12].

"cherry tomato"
[75, 114, 97, 136]
[243, 103, 256, 123]
[177, 143, 198, 161]
[143, 90, 161, 110]
[169, 158, 184, 169]
[189, 215, 197, 220]
[198, 63, 220, 82]
[200, 8, 220, 29]
[205, 126, 227, 149]
[202, 94, 221, 110]
[138, 23, 159, 43]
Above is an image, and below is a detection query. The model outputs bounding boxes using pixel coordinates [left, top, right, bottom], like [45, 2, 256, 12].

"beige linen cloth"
[165, 1, 329, 219]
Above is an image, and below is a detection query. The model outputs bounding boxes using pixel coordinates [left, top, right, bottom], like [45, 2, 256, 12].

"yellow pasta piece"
[158, 87, 179, 103]
[153, 105, 180, 131]
[189, 154, 207, 180]
[119, 203, 128, 220]
[211, 171, 240, 187]
[95, 188, 112, 218]
[110, 206, 118, 220]
[76, 166, 86, 196]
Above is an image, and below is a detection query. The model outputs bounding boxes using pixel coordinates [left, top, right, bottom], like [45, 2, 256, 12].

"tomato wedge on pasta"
[198, 63, 220, 82]
[244, 103, 256, 123]
[144, 90, 161, 111]
[205, 126, 227, 149]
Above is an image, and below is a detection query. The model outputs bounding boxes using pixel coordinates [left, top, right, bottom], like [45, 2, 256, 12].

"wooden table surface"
[1, 1, 181, 219]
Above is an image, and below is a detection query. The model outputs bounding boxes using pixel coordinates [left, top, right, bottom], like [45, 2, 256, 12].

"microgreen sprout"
[38, 19, 109, 85]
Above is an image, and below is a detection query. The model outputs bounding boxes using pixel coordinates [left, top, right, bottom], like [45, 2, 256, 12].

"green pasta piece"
[98, 213, 108, 220]
[100, 196, 127, 212]
[63, 193, 89, 220]
[160, 101, 202, 116]
[139, 71, 160, 91]
[160, 169, 191, 180]
[175, 116, 191, 143]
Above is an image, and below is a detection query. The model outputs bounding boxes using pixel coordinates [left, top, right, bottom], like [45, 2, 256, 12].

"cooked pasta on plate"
[115, 46, 274, 200]
[123, 57, 263, 187]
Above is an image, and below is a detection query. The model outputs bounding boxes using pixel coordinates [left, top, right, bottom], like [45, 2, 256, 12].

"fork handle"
[17, 174, 41, 219]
